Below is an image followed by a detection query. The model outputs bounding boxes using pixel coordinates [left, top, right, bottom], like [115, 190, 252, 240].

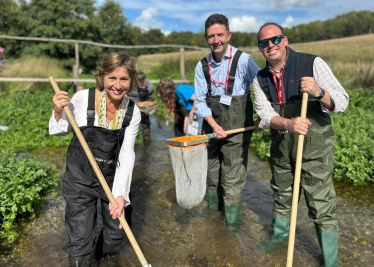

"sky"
[96, 0, 374, 36]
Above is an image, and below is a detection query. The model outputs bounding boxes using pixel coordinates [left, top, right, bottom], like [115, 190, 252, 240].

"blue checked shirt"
[194, 45, 260, 118]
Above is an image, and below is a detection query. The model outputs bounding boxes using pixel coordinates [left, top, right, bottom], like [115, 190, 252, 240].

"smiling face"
[258, 25, 288, 69]
[205, 24, 232, 62]
[103, 67, 131, 103]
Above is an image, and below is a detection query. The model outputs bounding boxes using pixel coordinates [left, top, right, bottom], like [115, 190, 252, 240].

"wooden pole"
[180, 47, 185, 81]
[286, 92, 309, 267]
[49, 77, 151, 267]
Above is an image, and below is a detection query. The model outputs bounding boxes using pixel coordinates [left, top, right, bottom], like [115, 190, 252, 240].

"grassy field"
[137, 33, 374, 84]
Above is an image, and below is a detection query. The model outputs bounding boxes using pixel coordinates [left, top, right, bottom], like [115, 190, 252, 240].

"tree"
[18, 0, 104, 70]
[98, 0, 134, 47]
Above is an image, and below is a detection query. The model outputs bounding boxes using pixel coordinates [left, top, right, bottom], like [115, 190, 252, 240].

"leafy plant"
[0, 150, 58, 242]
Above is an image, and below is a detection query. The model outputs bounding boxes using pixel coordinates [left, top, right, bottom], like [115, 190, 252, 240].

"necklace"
[106, 104, 117, 114]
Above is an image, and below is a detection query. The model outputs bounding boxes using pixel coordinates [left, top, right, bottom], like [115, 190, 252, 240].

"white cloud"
[230, 16, 264, 33]
[134, 7, 164, 30]
[282, 15, 297, 28]
[267, 0, 323, 9]
[162, 30, 171, 36]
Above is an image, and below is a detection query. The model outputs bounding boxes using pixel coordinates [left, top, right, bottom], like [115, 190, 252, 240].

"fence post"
[180, 47, 185, 81]
[75, 42, 80, 92]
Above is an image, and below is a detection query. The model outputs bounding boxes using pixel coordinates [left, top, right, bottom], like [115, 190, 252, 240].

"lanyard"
[271, 69, 284, 103]
[208, 46, 233, 92]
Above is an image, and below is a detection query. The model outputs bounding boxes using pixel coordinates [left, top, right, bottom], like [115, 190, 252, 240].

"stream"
[0, 116, 373, 266]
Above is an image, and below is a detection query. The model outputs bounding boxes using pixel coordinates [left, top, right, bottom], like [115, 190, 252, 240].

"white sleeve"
[253, 76, 280, 129]
[48, 90, 89, 135]
[111, 105, 141, 206]
[313, 57, 349, 114]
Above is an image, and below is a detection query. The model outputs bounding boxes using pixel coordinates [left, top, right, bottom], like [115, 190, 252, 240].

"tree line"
[1, 0, 373, 70]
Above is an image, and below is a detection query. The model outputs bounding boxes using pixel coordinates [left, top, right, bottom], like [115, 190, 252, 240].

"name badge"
[220, 95, 232, 106]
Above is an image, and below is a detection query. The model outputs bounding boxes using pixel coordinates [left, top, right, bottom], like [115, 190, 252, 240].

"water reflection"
[0, 116, 372, 267]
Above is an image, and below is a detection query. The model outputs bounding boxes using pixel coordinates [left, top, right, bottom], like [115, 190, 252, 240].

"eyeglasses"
[258, 35, 284, 48]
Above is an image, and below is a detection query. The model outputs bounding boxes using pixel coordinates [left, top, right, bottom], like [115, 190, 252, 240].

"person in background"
[0, 47, 5, 74]
[49, 52, 141, 266]
[127, 71, 153, 142]
[157, 78, 195, 137]
[253, 23, 349, 266]
[194, 14, 260, 224]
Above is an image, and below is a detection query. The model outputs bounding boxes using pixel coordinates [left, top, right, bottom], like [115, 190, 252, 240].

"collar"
[210, 44, 231, 64]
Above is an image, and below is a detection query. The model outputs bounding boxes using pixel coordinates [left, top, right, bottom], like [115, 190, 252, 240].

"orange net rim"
[137, 101, 157, 107]
[167, 135, 208, 149]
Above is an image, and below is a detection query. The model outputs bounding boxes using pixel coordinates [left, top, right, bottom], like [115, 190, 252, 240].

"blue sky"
[96, 0, 373, 36]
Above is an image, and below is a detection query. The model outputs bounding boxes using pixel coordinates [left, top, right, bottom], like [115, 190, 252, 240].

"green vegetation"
[0, 150, 58, 242]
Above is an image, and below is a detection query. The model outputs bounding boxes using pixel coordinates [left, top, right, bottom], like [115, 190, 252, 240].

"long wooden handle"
[286, 92, 308, 267]
[225, 126, 256, 135]
[49, 77, 150, 267]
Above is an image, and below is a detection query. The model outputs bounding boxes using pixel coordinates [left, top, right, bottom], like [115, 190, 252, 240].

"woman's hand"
[53, 91, 70, 122]
[109, 196, 125, 229]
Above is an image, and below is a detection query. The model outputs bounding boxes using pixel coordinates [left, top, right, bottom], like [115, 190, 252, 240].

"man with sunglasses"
[194, 14, 260, 225]
[253, 23, 349, 266]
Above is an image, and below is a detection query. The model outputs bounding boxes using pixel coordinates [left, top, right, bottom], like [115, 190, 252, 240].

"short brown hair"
[205, 14, 230, 36]
[137, 71, 146, 82]
[95, 52, 137, 91]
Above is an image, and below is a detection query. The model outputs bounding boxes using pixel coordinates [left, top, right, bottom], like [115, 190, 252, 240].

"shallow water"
[0, 116, 373, 266]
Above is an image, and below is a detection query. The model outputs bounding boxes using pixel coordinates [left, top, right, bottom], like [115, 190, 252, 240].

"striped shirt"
[253, 57, 349, 129]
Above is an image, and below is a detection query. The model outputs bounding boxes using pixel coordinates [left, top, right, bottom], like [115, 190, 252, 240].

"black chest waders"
[62, 88, 135, 263]
[257, 50, 339, 266]
[200, 50, 254, 224]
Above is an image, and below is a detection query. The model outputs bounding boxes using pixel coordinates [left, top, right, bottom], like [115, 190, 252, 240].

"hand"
[189, 112, 194, 124]
[286, 117, 311, 135]
[213, 124, 227, 139]
[53, 91, 70, 114]
[300, 77, 320, 98]
[109, 196, 125, 229]
[254, 118, 263, 132]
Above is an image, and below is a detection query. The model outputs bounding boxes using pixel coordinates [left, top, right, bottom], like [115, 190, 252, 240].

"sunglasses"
[258, 35, 285, 48]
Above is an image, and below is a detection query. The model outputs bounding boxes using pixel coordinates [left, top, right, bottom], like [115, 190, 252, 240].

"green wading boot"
[208, 191, 224, 210]
[317, 231, 339, 267]
[258, 216, 290, 252]
[224, 203, 242, 225]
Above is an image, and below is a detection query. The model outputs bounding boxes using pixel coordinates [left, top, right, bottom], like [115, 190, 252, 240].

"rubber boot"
[258, 216, 290, 252]
[208, 190, 224, 210]
[316, 231, 339, 267]
[224, 203, 242, 225]
[68, 254, 91, 267]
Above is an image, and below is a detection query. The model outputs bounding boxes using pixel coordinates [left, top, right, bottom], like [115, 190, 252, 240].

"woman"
[49, 52, 141, 266]
[157, 78, 197, 137]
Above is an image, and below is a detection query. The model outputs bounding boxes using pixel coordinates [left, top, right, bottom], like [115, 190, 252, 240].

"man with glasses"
[253, 23, 349, 266]
[127, 71, 153, 142]
[194, 14, 260, 224]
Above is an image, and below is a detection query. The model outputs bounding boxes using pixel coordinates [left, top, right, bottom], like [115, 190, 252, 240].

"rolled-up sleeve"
[313, 57, 349, 114]
[253, 76, 280, 129]
[194, 61, 212, 118]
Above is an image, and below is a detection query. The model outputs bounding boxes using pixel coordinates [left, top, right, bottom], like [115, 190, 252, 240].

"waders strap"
[87, 88, 96, 126]
[121, 99, 135, 128]
[226, 50, 243, 96]
[258, 69, 272, 102]
[201, 57, 212, 96]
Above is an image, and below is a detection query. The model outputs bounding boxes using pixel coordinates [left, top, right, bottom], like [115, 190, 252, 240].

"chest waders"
[201, 50, 254, 224]
[257, 50, 339, 267]
[63, 89, 135, 265]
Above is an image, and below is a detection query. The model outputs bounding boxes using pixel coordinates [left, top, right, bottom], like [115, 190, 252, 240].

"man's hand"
[300, 77, 320, 98]
[213, 124, 227, 139]
[109, 196, 125, 229]
[286, 117, 311, 135]
[254, 118, 263, 132]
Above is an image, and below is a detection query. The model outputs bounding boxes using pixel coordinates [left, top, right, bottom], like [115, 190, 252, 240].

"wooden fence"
[0, 35, 210, 90]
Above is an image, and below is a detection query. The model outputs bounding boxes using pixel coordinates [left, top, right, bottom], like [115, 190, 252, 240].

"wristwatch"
[315, 88, 325, 100]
